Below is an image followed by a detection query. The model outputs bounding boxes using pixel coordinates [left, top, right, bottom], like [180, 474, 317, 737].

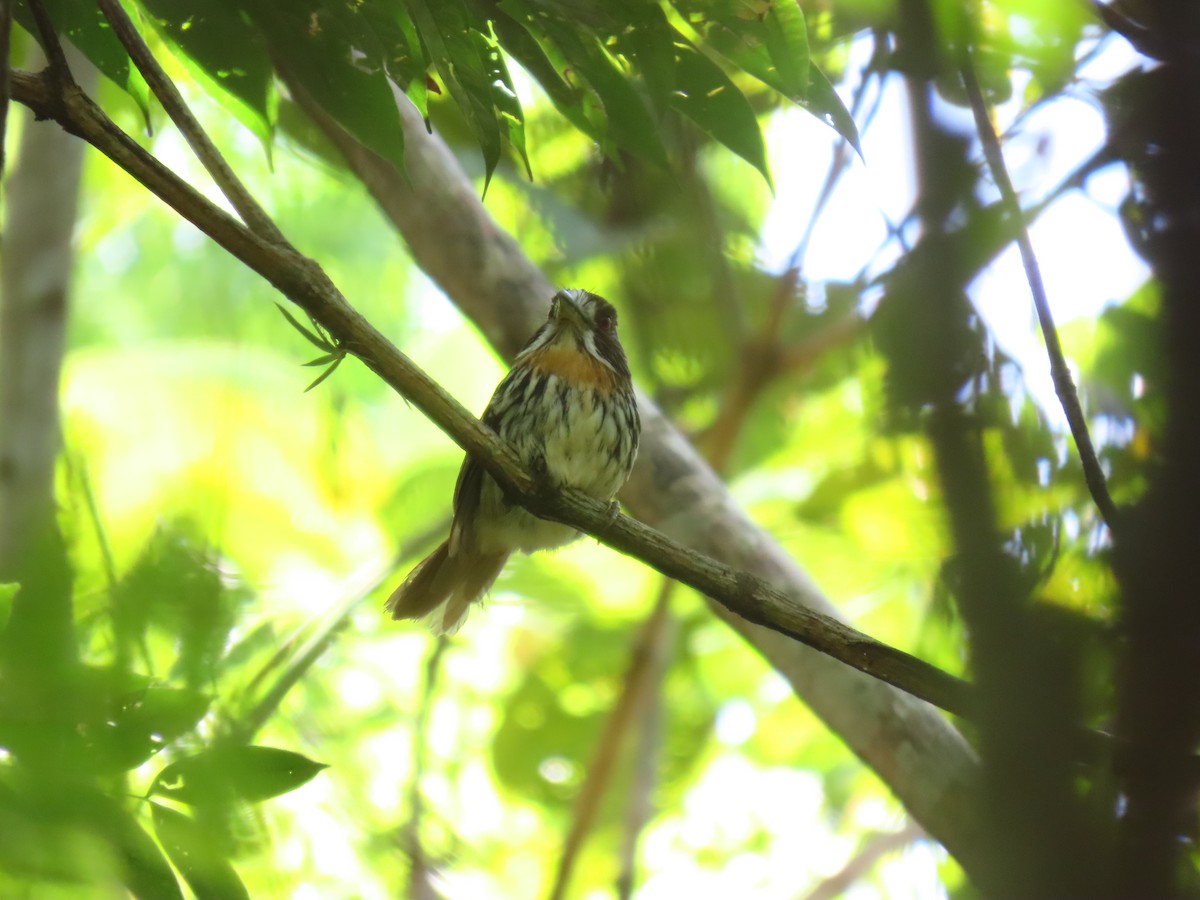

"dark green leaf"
[151, 804, 250, 900]
[671, 0, 858, 152]
[492, 10, 607, 151]
[151, 745, 328, 806]
[241, 1, 406, 171]
[610, 1, 675, 108]
[138, 0, 276, 152]
[87, 685, 212, 773]
[14, 0, 151, 117]
[103, 802, 185, 900]
[538, 18, 668, 167]
[405, 0, 504, 187]
[472, 28, 531, 179]
[667, 35, 771, 185]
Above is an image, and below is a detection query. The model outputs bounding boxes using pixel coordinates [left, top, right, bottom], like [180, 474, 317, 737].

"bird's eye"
[596, 311, 615, 333]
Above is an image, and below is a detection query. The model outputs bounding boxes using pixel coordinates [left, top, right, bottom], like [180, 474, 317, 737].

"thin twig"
[7, 66, 977, 719]
[960, 54, 1120, 531]
[95, 0, 284, 242]
[801, 820, 924, 900]
[406, 637, 448, 900]
[546, 584, 676, 900]
[25, 0, 71, 83]
[615, 586, 673, 900]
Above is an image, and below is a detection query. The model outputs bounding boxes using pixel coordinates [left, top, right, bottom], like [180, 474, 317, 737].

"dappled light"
[0, 0, 1193, 898]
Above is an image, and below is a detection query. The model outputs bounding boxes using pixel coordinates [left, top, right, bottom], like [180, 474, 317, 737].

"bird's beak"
[552, 293, 587, 333]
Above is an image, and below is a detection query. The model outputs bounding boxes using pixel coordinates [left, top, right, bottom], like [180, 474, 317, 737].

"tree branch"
[960, 54, 1120, 531]
[8, 65, 993, 882]
[94, 0, 283, 242]
[6, 64, 977, 718]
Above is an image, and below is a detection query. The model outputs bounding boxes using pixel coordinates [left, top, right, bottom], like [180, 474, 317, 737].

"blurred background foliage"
[0, 0, 1163, 897]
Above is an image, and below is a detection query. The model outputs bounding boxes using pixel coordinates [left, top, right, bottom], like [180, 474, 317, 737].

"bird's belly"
[474, 381, 631, 556]
[475, 481, 579, 554]
[540, 385, 629, 498]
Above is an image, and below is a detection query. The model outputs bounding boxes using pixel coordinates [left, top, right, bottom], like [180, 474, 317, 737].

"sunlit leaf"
[406, 0, 503, 187]
[492, 8, 613, 160]
[0, 583, 15, 633]
[137, 0, 276, 153]
[241, 1, 406, 171]
[667, 35, 771, 186]
[102, 801, 185, 900]
[671, 0, 858, 152]
[14, 0, 152, 119]
[151, 745, 328, 805]
[151, 803, 250, 900]
[87, 684, 212, 773]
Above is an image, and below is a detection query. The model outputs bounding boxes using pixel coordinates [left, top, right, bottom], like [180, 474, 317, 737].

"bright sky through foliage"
[761, 36, 1149, 429]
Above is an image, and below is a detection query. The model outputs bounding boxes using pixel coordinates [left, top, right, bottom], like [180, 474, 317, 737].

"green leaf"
[539, 18, 669, 168]
[241, 1, 406, 172]
[405, 0, 503, 188]
[151, 804, 250, 900]
[103, 802, 185, 900]
[667, 35, 771, 186]
[14, 0, 151, 118]
[151, 745, 328, 806]
[805, 66, 862, 156]
[609, 0, 675, 109]
[472, 28, 531, 179]
[137, 0, 276, 154]
[304, 356, 344, 392]
[301, 352, 343, 367]
[670, 0, 858, 152]
[87, 685, 212, 773]
[761, 0, 810, 103]
[492, 10, 607, 152]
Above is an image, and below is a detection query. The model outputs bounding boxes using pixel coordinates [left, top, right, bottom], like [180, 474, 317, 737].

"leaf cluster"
[16, 0, 859, 187]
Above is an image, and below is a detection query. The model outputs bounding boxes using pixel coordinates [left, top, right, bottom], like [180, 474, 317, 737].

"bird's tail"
[385, 540, 508, 634]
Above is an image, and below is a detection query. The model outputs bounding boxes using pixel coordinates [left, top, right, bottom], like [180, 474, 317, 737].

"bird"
[386, 289, 641, 633]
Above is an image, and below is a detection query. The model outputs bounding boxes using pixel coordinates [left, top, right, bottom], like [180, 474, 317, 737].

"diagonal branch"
[10, 61, 1000, 884]
[8, 64, 974, 717]
[26, 0, 70, 82]
[960, 54, 1120, 531]
[95, 0, 284, 242]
